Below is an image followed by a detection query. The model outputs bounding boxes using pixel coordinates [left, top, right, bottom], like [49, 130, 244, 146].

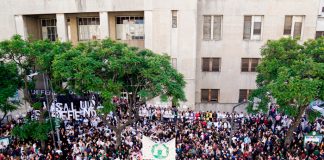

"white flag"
[142, 136, 176, 160]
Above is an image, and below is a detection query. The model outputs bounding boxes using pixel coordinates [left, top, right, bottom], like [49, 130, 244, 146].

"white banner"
[142, 136, 175, 160]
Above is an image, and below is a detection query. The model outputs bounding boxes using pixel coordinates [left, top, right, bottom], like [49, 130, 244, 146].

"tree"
[0, 35, 71, 150]
[52, 39, 186, 146]
[0, 62, 21, 124]
[12, 119, 53, 141]
[247, 37, 324, 146]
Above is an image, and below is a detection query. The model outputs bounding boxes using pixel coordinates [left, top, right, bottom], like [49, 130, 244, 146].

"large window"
[203, 15, 222, 40]
[243, 16, 263, 40]
[202, 58, 221, 72]
[283, 16, 304, 39]
[241, 58, 260, 72]
[201, 89, 219, 102]
[78, 17, 100, 41]
[116, 16, 144, 40]
[41, 19, 58, 41]
[239, 89, 254, 103]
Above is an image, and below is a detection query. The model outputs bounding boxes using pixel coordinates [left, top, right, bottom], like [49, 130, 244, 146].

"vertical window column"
[172, 10, 178, 28]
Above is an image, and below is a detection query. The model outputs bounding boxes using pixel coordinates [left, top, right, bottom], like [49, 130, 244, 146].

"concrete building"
[0, 0, 321, 112]
[317, 0, 324, 38]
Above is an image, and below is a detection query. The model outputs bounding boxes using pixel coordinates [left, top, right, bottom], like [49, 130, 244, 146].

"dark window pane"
[41, 20, 46, 26]
[253, 22, 261, 35]
[243, 16, 252, 40]
[203, 16, 211, 40]
[316, 31, 324, 39]
[172, 16, 177, 28]
[202, 58, 210, 71]
[239, 89, 248, 103]
[96, 18, 100, 25]
[250, 58, 259, 72]
[213, 16, 222, 40]
[293, 22, 302, 39]
[241, 58, 250, 72]
[210, 89, 219, 102]
[211, 58, 220, 72]
[201, 89, 209, 102]
[284, 16, 293, 35]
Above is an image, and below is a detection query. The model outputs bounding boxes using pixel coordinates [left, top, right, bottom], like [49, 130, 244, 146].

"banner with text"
[31, 94, 102, 120]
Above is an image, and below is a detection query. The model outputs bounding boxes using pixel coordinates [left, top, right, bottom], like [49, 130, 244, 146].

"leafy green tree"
[0, 62, 21, 124]
[52, 39, 186, 146]
[12, 119, 52, 141]
[0, 35, 71, 150]
[247, 37, 324, 146]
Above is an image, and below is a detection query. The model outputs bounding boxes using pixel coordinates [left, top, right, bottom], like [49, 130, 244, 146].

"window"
[116, 16, 144, 40]
[243, 16, 263, 40]
[203, 15, 222, 40]
[316, 31, 324, 39]
[78, 17, 100, 41]
[241, 58, 260, 72]
[172, 10, 178, 28]
[283, 16, 304, 39]
[172, 58, 177, 69]
[322, 7, 324, 12]
[41, 19, 58, 41]
[239, 89, 254, 103]
[202, 58, 221, 72]
[201, 89, 219, 102]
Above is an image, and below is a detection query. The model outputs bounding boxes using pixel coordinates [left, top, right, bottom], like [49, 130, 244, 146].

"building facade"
[0, 0, 321, 112]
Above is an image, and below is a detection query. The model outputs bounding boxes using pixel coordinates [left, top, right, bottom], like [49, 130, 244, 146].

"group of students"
[0, 104, 324, 159]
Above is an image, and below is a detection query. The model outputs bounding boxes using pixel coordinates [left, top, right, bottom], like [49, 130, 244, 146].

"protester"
[0, 103, 324, 159]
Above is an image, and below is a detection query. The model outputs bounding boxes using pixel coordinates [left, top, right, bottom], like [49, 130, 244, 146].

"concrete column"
[56, 13, 68, 42]
[144, 11, 153, 49]
[69, 16, 78, 45]
[14, 15, 27, 39]
[99, 12, 109, 39]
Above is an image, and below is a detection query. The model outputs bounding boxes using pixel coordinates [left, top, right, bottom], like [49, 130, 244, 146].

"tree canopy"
[247, 37, 324, 145]
[0, 35, 186, 147]
[0, 35, 71, 148]
[52, 39, 186, 111]
[0, 62, 21, 123]
[248, 37, 324, 115]
[52, 39, 186, 146]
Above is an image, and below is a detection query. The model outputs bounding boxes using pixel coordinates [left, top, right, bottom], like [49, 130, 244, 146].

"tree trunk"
[38, 108, 47, 151]
[0, 112, 7, 125]
[284, 105, 307, 147]
[41, 140, 46, 153]
[116, 129, 122, 147]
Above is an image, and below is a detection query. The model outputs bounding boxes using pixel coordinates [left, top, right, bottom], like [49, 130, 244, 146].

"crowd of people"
[0, 103, 324, 160]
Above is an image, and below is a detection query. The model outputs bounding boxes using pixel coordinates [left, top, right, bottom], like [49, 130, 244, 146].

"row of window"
[201, 89, 253, 103]
[202, 58, 260, 72]
[40, 16, 145, 42]
[203, 15, 304, 40]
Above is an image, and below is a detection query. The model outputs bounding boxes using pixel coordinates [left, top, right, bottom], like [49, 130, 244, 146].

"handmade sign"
[142, 136, 175, 160]
[31, 94, 102, 120]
